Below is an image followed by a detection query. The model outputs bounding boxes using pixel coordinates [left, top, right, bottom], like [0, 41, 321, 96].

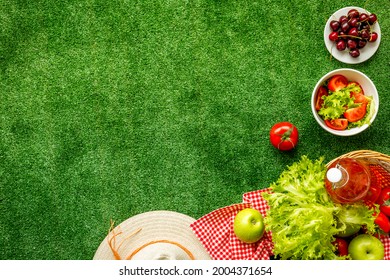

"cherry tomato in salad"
[325, 118, 348, 130]
[351, 92, 370, 104]
[374, 212, 390, 233]
[332, 237, 349, 257]
[269, 122, 298, 151]
[327, 74, 348, 92]
[343, 103, 367, 123]
[315, 86, 328, 111]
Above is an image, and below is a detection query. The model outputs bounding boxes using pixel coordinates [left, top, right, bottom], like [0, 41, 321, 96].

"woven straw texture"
[327, 150, 390, 167]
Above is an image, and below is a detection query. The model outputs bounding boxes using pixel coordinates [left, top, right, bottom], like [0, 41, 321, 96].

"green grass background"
[0, 0, 389, 259]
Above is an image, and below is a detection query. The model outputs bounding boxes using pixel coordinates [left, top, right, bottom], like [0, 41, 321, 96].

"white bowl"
[324, 6, 381, 64]
[311, 68, 379, 136]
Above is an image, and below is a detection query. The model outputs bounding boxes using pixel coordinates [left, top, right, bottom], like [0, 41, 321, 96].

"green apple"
[348, 234, 385, 260]
[233, 208, 265, 243]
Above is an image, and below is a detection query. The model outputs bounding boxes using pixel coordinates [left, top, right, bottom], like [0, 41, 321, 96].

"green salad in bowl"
[311, 69, 379, 136]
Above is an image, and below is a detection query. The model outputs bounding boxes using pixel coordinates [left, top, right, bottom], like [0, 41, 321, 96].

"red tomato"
[377, 188, 390, 217]
[332, 237, 349, 256]
[380, 205, 390, 217]
[351, 92, 370, 104]
[374, 212, 390, 233]
[269, 122, 299, 151]
[325, 118, 348, 130]
[343, 103, 367, 123]
[315, 86, 328, 111]
[327, 75, 348, 92]
[376, 188, 390, 205]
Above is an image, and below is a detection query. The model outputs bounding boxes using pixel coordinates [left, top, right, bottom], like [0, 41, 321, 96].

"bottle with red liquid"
[325, 158, 371, 204]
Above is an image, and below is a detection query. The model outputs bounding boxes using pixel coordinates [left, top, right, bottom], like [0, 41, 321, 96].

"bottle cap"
[327, 168, 342, 183]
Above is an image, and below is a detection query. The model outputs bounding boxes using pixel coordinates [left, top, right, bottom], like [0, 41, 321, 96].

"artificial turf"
[0, 0, 389, 259]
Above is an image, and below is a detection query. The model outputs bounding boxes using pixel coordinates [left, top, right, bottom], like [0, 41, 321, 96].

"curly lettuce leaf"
[346, 82, 364, 95]
[335, 203, 377, 234]
[262, 156, 340, 259]
[318, 89, 354, 120]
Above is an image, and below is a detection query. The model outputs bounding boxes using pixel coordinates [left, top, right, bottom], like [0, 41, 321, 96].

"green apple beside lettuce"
[348, 234, 384, 260]
[233, 208, 265, 243]
[262, 156, 377, 260]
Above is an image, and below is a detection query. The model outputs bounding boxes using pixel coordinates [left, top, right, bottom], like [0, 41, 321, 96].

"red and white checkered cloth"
[190, 189, 274, 260]
[191, 189, 390, 260]
[380, 235, 390, 260]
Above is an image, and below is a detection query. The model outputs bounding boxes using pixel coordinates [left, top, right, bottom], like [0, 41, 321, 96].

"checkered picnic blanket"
[190, 189, 390, 260]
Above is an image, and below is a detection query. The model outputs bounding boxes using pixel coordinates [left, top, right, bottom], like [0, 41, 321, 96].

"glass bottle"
[325, 158, 371, 204]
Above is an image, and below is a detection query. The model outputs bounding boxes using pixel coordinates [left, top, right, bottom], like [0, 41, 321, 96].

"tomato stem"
[281, 126, 294, 140]
[277, 126, 296, 149]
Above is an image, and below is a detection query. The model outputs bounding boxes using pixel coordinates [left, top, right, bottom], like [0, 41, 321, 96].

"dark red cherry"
[360, 29, 370, 40]
[368, 13, 378, 24]
[348, 27, 359, 37]
[369, 32, 378, 42]
[347, 39, 357, 50]
[357, 39, 367, 49]
[336, 39, 347, 51]
[339, 15, 349, 23]
[341, 21, 350, 32]
[359, 13, 369, 22]
[348, 17, 359, 27]
[349, 49, 360, 57]
[329, 31, 339, 41]
[330, 20, 340, 31]
[347, 9, 360, 19]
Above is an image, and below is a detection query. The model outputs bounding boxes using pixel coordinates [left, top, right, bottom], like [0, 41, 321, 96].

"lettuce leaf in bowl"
[318, 89, 355, 120]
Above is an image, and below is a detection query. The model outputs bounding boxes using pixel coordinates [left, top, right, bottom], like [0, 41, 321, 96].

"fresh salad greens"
[336, 204, 377, 234]
[315, 75, 375, 130]
[318, 83, 373, 127]
[318, 87, 357, 120]
[262, 156, 377, 260]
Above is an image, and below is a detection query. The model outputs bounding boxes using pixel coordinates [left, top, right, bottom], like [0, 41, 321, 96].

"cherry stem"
[338, 35, 363, 40]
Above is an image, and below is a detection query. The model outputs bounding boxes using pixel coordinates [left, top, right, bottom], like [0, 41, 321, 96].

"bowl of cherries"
[324, 7, 381, 64]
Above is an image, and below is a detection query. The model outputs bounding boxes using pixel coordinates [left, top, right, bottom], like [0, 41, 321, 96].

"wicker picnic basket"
[325, 149, 390, 261]
[326, 150, 390, 169]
